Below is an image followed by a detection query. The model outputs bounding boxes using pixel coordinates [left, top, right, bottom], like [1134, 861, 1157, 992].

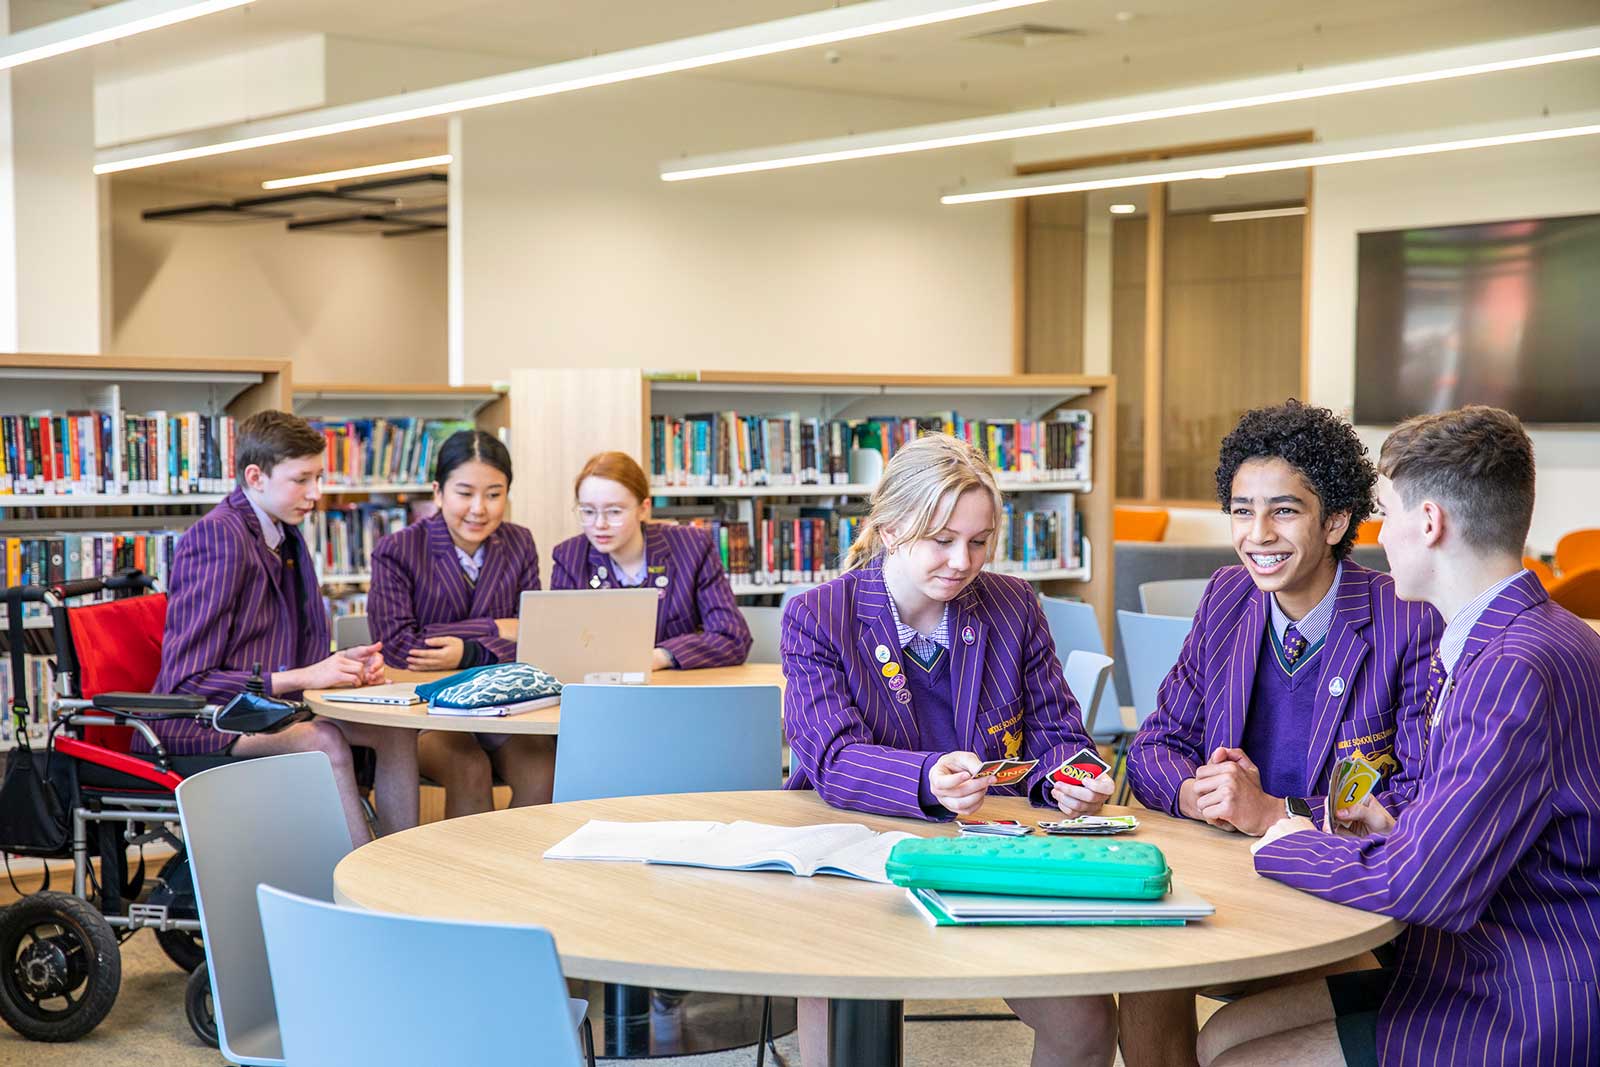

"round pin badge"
[895, 689, 912, 704]
[882, 661, 900, 679]
[962, 625, 976, 646]
[655, 575, 669, 588]
[888, 674, 906, 691]
[1329, 676, 1346, 697]
[874, 644, 891, 663]
[596, 566, 608, 579]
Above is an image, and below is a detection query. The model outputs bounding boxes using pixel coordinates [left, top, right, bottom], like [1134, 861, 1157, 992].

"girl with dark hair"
[367, 429, 553, 814]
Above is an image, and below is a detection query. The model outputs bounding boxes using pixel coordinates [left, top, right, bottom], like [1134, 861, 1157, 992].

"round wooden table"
[335, 790, 1400, 1065]
[305, 662, 784, 735]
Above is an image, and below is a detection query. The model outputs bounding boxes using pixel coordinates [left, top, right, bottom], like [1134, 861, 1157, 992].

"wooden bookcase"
[510, 370, 1116, 647]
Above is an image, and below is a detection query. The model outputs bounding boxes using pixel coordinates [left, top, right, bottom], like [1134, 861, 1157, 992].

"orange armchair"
[1115, 507, 1169, 542]
[1554, 529, 1600, 577]
[1547, 567, 1600, 620]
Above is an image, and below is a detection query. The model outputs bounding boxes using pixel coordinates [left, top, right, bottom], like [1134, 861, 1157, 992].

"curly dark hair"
[1214, 400, 1375, 562]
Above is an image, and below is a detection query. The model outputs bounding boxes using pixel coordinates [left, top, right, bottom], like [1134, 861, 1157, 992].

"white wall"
[455, 76, 1012, 383]
[1015, 63, 1600, 551]
[109, 181, 447, 383]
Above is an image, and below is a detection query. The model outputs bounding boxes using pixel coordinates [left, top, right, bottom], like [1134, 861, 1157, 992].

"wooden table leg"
[828, 998, 904, 1066]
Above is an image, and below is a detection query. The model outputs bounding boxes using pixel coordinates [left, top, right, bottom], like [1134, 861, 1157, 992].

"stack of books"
[309, 418, 474, 487]
[3, 531, 181, 620]
[0, 410, 235, 496]
[303, 504, 412, 577]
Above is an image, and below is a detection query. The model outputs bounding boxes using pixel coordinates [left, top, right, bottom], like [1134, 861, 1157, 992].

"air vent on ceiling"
[967, 24, 1085, 48]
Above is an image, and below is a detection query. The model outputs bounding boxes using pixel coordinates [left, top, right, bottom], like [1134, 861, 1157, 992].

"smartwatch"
[1286, 796, 1314, 819]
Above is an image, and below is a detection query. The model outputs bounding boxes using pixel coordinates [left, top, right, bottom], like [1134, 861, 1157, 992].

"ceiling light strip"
[1209, 206, 1308, 222]
[262, 154, 453, 190]
[94, 0, 1046, 175]
[0, 0, 250, 73]
[658, 25, 1600, 181]
[939, 111, 1600, 204]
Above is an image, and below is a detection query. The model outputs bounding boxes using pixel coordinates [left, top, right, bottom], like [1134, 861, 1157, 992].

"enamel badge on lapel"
[961, 625, 975, 646]
[1329, 676, 1346, 697]
[888, 674, 906, 691]
[874, 644, 891, 663]
[895, 689, 912, 704]
[655, 575, 669, 588]
[589, 576, 602, 589]
[597, 566, 608, 579]
[882, 661, 900, 679]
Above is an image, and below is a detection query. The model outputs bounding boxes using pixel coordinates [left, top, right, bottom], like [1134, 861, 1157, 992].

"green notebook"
[886, 836, 1171, 899]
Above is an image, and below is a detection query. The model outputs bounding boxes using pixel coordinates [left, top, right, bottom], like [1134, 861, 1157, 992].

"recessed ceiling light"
[1109, 203, 1137, 214]
[262, 154, 452, 190]
[1210, 205, 1308, 222]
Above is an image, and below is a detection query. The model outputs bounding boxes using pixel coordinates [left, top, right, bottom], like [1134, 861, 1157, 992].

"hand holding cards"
[972, 758, 1039, 787]
[1331, 754, 1382, 811]
[1047, 746, 1115, 818]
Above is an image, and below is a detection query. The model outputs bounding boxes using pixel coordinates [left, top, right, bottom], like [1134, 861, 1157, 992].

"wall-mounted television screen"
[1353, 212, 1600, 425]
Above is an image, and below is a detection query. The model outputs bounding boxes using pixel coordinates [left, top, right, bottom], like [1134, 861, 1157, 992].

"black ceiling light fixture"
[140, 201, 294, 224]
[140, 171, 448, 235]
[287, 213, 444, 237]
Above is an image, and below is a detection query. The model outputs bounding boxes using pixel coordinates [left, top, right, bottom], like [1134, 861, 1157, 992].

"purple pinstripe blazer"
[1255, 571, 1600, 1066]
[152, 488, 329, 755]
[366, 513, 540, 668]
[780, 560, 1095, 821]
[1127, 563, 1440, 825]
[550, 523, 751, 669]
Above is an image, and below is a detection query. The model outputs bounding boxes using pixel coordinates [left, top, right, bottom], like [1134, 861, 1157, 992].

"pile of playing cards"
[1331, 754, 1382, 811]
[972, 758, 1038, 786]
[955, 818, 1033, 837]
[1037, 815, 1140, 836]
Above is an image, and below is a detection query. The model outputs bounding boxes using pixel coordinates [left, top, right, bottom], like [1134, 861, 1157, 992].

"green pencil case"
[885, 837, 1171, 900]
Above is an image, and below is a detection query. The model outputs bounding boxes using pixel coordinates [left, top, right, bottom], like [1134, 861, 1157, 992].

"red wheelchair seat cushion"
[65, 594, 168, 751]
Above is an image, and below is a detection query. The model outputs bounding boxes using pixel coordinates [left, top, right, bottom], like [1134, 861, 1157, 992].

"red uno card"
[1049, 747, 1112, 787]
[972, 758, 1039, 786]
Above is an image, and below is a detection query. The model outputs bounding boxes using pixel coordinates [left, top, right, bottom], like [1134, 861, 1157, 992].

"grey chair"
[778, 583, 816, 610]
[1062, 650, 1116, 739]
[1114, 610, 1196, 804]
[739, 605, 783, 664]
[333, 613, 371, 650]
[1138, 579, 1210, 618]
[1038, 595, 1125, 741]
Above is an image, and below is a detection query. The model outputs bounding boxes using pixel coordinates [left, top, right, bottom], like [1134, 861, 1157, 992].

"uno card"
[956, 817, 1031, 836]
[972, 758, 1038, 787]
[1038, 815, 1139, 835]
[1049, 746, 1112, 787]
[1332, 755, 1382, 810]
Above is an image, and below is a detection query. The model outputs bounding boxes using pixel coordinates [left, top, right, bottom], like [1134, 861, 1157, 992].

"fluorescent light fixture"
[0, 0, 250, 72]
[941, 111, 1600, 204]
[95, 0, 1046, 175]
[659, 25, 1600, 181]
[262, 154, 453, 190]
[1209, 206, 1307, 222]
[1108, 203, 1137, 214]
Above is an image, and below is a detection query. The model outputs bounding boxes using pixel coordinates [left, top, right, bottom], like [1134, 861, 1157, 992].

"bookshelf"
[509, 370, 1116, 647]
[1, 354, 291, 747]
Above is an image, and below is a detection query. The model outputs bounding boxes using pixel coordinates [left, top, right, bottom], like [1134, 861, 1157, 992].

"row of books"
[0, 656, 55, 744]
[301, 504, 413, 578]
[2, 531, 180, 621]
[309, 418, 474, 487]
[681, 501, 1085, 589]
[0, 411, 236, 496]
[648, 410, 1093, 488]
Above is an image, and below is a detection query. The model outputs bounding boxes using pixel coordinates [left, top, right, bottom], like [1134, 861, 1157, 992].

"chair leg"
[755, 995, 772, 1067]
[581, 1015, 597, 1067]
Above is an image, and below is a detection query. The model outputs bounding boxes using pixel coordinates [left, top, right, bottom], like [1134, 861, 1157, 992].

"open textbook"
[543, 820, 916, 884]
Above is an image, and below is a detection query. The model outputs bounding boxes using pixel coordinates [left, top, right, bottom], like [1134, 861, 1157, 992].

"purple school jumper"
[1255, 571, 1600, 1066]
[780, 559, 1095, 821]
[549, 522, 751, 669]
[152, 488, 329, 755]
[366, 513, 541, 669]
[1127, 563, 1441, 825]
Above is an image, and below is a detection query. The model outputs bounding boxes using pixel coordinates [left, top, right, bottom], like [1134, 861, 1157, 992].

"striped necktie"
[1282, 625, 1308, 665]
[1419, 654, 1448, 746]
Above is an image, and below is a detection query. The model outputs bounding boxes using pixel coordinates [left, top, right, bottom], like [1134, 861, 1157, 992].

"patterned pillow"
[414, 662, 563, 710]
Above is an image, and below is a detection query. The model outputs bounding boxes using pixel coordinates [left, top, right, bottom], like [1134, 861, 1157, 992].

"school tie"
[278, 525, 310, 626]
[1419, 653, 1448, 745]
[1282, 625, 1308, 665]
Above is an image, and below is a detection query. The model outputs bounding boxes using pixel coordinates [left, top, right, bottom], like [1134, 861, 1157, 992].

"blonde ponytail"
[844, 433, 1004, 571]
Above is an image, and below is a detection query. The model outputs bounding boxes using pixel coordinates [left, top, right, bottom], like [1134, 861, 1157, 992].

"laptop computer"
[515, 588, 659, 684]
[319, 683, 422, 706]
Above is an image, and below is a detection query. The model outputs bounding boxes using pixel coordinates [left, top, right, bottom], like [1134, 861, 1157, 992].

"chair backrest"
[257, 886, 583, 1067]
[1354, 518, 1383, 546]
[1138, 579, 1210, 619]
[1547, 566, 1600, 620]
[1062, 651, 1115, 737]
[553, 684, 782, 803]
[1038, 594, 1123, 731]
[332, 613, 371, 650]
[176, 752, 355, 1067]
[1523, 556, 1556, 587]
[1555, 529, 1600, 577]
[778, 583, 817, 610]
[1116, 610, 1195, 728]
[63, 592, 168, 749]
[739, 605, 783, 664]
[1114, 507, 1169, 542]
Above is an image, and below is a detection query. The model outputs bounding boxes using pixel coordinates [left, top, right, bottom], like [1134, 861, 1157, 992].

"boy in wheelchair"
[150, 410, 418, 843]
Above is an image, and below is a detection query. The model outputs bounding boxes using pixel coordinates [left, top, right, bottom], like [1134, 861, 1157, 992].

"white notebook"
[425, 695, 561, 717]
[908, 881, 1215, 927]
[543, 819, 915, 884]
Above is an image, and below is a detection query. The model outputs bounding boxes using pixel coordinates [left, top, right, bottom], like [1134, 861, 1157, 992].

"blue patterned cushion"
[414, 662, 562, 710]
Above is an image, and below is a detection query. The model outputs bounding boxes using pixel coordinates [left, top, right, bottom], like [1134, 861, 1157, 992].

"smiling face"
[434, 458, 508, 553]
[1228, 457, 1348, 605]
[244, 453, 323, 526]
[888, 487, 995, 605]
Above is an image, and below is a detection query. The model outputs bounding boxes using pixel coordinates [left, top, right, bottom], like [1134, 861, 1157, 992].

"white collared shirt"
[245, 492, 284, 551]
[1268, 561, 1343, 646]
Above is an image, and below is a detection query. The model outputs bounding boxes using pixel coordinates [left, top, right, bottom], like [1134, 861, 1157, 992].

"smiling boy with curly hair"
[1116, 400, 1443, 1067]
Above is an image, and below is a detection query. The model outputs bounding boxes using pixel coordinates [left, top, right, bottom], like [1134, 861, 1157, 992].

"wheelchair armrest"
[92, 692, 207, 715]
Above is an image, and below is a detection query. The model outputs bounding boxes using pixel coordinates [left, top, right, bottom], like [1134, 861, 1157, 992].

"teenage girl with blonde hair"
[781, 432, 1118, 1067]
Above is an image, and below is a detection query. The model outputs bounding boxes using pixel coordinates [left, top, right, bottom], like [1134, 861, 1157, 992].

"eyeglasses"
[575, 504, 634, 527]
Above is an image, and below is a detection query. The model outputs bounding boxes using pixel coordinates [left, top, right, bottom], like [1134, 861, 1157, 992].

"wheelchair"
[0, 571, 291, 1046]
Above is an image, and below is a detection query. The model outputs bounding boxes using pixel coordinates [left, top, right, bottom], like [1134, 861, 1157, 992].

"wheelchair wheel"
[0, 891, 121, 1042]
[185, 962, 218, 1048]
[149, 853, 206, 972]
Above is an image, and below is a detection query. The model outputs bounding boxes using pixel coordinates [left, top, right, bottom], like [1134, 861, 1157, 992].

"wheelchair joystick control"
[213, 664, 313, 736]
[245, 663, 266, 696]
